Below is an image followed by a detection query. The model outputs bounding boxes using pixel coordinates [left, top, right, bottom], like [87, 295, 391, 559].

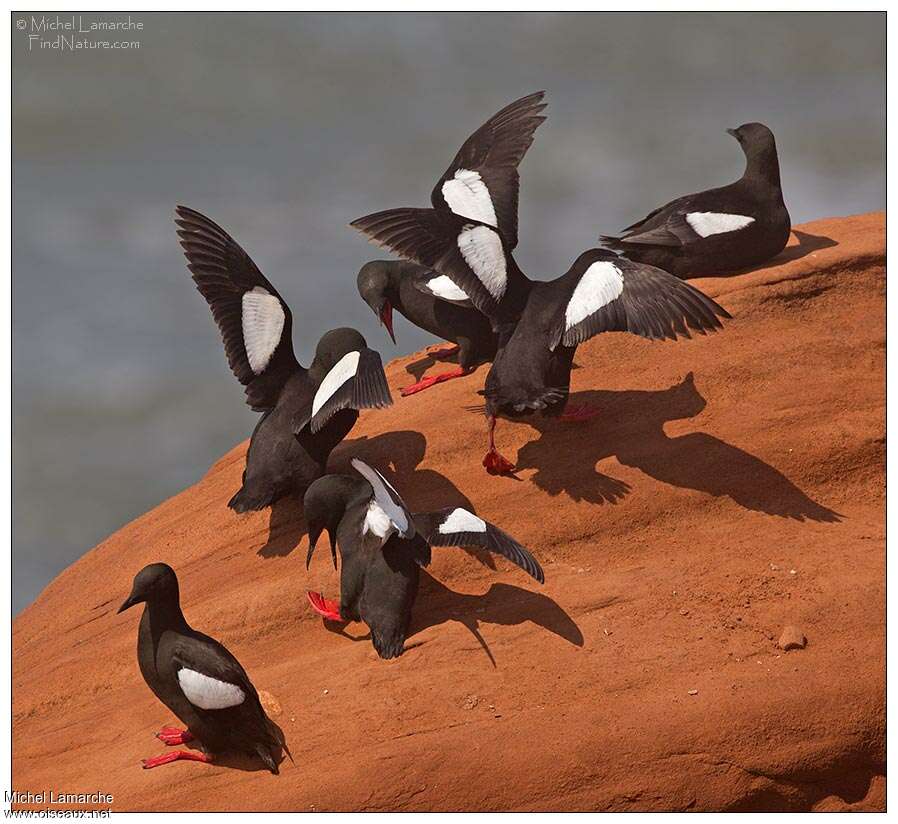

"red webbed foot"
[401, 367, 470, 397]
[155, 727, 194, 746]
[307, 591, 343, 622]
[427, 344, 460, 361]
[483, 448, 516, 476]
[561, 403, 601, 423]
[142, 750, 211, 769]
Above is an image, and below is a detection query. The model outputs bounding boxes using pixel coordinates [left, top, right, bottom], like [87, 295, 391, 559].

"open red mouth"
[380, 301, 396, 344]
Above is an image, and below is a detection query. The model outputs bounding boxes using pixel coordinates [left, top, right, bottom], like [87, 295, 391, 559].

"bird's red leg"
[561, 403, 601, 422]
[307, 591, 343, 621]
[155, 726, 194, 746]
[401, 366, 472, 397]
[427, 343, 460, 361]
[482, 416, 516, 475]
[142, 750, 212, 769]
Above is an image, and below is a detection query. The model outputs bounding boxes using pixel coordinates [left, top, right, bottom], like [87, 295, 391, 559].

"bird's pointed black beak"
[726, 127, 738, 138]
[306, 524, 322, 570]
[306, 524, 339, 571]
[117, 593, 138, 614]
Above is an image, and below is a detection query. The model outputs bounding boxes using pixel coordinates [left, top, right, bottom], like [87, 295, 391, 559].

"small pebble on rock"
[679, 608, 690, 616]
[688, 689, 698, 696]
[777, 625, 807, 651]
[258, 690, 282, 716]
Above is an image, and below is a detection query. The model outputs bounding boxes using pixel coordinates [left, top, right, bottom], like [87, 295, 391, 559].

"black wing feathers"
[432, 91, 547, 249]
[350, 208, 508, 318]
[175, 205, 300, 410]
[414, 508, 544, 584]
[553, 257, 730, 350]
[305, 348, 393, 435]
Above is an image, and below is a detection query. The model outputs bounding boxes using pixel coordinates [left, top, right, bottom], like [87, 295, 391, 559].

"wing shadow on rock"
[516, 373, 841, 522]
[408, 571, 586, 667]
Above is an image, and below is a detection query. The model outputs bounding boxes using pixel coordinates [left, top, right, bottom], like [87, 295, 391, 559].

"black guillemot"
[176, 206, 393, 511]
[601, 122, 791, 277]
[118, 563, 288, 772]
[303, 458, 543, 658]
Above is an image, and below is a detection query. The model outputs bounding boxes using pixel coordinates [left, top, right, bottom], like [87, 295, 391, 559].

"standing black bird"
[118, 563, 287, 772]
[355, 92, 546, 395]
[303, 458, 544, 659]
[357, 259, 497, 395]
[350, 94, 731, 475]
[176, 206, 393, 512]
[601, 123, 791, 277]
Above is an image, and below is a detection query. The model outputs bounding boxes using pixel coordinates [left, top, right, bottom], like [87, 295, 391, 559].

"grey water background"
[12, 12, 885, 614]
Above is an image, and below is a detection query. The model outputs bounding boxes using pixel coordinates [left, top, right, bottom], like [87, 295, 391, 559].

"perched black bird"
[354, 93, 545, 396]
[303, 458, 544, 658]
[176, 206, 393, 512]
[601, 123, 791, 277]
[118, 563, 288, 772]
[350, 94, 731, 475]
[357, 259, 497, 395]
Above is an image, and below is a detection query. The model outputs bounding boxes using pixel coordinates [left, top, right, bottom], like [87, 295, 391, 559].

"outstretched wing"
[414, 506, 544, 584]
[175, 205, 301, 411]
[549, 251, 731, 350]
[351, 458, 415, 539]
[431, 91, 547, 250]
[351, 208, 525, 322]
[298, 348, 392, 435]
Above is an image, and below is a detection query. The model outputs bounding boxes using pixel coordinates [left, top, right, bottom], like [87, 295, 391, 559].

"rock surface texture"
[13, 214, 885, 811]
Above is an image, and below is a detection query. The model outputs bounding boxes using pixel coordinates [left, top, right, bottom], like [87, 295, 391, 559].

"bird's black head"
[726, 122, 779, 167]
[118, 562, 180, 613]
[312, 327, 368, 375]
[357, 261, 396, 344]
[303, 475, 363, 570]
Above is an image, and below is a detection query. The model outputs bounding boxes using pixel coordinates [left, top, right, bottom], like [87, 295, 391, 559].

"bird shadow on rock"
[258, 496, 308, 558]
[150, 724, 291, 774]
[404, 349, 460, 383]
[408, 570, 586, 667]
[730, 230, 839, 276]
[515, 373, 841, 522]
[331, 428, 497, 569]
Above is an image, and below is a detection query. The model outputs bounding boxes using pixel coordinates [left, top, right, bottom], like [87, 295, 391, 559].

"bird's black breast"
[136, 612, 201, 731]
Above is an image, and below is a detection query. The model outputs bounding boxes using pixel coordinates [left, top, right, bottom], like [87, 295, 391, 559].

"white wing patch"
[441, 169, 498, 227]
[685, 212, 755, 238]
[178, 668, 245, 710]
[457, 224, 507, 300]
[362, 500, 394, 542]
[565, 261, 625, 330]
[312, 350, 360, 417]
[242, 287, 285, 375]
[438, 508, 487, 534]
[426, 274, 470, 302]
[351, 458, 411, 537]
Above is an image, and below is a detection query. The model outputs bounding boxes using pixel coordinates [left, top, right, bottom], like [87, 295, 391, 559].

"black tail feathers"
[228, 485, 276, 513]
